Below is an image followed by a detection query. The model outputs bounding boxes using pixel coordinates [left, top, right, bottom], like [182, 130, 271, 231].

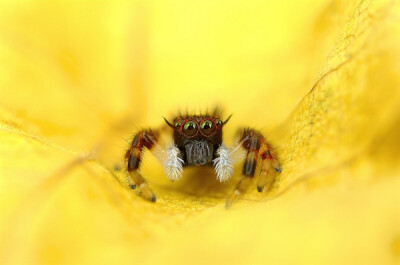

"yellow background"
[1, 0, 400, 264]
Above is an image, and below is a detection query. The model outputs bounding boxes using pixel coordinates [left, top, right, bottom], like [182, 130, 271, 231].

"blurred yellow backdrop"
[1, 0, 400, 264]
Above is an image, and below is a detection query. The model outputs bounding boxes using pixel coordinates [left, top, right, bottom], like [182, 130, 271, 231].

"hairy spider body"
[125, 111, 281, 207]
[169, 115, 224, 167]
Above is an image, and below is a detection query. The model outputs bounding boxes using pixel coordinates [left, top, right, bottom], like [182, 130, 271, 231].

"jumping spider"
[125, 109, 281, 207]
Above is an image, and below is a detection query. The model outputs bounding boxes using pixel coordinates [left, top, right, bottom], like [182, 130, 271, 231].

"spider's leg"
[257, 144, 281, 192]
[125, 129, 160, 202]
[225, 129, 281, 208]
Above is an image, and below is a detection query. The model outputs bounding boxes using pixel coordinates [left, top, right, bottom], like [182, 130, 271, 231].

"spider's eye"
[216, 119, 222, 126]
[200, 120, 215, 135]
[174, 122, 181, 128]
[183, 121, 198, 136]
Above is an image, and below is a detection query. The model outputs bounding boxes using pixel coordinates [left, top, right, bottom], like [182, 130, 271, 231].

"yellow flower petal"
[1, 0, 400, 264]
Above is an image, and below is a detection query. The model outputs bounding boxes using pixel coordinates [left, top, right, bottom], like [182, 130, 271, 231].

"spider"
[125, 109, 281, 208]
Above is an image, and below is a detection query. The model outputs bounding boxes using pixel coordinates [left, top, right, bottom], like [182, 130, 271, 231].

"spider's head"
[164, 114, 231, 166]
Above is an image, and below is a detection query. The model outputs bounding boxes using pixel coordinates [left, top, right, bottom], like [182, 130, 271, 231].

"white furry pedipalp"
[152, 142, 184, 181]
[163, 144, 184, 181]
[213, 143, 234, 182]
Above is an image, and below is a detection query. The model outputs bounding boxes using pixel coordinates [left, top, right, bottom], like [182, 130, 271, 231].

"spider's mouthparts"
[185, 140, 214, 166]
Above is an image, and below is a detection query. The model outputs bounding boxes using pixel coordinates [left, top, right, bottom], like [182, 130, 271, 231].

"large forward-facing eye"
[183, 121, 198, 136]
[200, 120, 215, 135]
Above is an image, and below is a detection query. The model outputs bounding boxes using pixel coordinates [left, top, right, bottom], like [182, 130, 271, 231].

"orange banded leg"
[257, 148, 281, 192]
[125, 129, 159, 202]
[226, 129, 281, 208]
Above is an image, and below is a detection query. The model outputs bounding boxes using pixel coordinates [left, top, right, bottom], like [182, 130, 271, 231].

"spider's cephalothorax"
[125, 111, 281, 208]
[165, 115, 226, 166]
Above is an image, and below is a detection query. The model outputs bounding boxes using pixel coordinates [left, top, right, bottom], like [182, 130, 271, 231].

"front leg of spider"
[125, 129, 160, 202]
[225, 129, 282, 208]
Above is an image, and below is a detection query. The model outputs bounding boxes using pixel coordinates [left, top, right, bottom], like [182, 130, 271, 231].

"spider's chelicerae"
[125, 109, 282, 208]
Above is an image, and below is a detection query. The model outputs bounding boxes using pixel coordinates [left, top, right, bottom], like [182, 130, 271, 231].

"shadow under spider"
[152, 166, 235, 198]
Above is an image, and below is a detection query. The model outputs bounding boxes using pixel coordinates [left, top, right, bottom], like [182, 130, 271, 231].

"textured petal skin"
[1, 1, 400, 265]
